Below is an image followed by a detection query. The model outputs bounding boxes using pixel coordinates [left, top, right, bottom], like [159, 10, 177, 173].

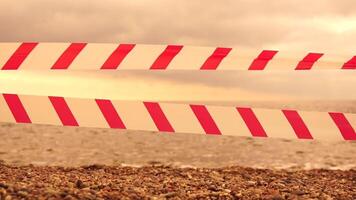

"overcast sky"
[1, 0, 356, 52]
[0, 0, 355, 101]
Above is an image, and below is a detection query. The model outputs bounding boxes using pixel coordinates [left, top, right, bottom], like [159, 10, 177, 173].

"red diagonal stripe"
[236, 107, 267, 137]
[2, 94, 31, 123]
[329, 112, 356, 140]
[2, 42, 38, 70]
[101, 44, 135, 69]
[190, 105, 221, 135]
[200, 47, 232, 70]
[51, 43, 86, 69]
[150, 45, 183, 70]
[144, 102, 174, 132]
[248, 50, 278, 70]
[49, 96, 78, 126]
[96, 99, 126, 129]
[295, 53, 323, 70]
[342, 56, 356, 69]
[282, 110, 313, 139]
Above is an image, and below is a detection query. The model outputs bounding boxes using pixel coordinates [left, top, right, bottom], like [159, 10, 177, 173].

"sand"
[0, 122, 355, 170]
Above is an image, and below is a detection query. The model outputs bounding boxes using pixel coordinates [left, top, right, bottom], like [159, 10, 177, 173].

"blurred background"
[0, 0, 355, 170]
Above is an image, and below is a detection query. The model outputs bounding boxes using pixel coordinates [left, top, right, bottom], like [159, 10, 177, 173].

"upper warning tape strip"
[0, 42, 355, 70]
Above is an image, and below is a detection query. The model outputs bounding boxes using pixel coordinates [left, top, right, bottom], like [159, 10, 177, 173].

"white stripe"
[168, 46, 215, 69]
[20, 43, 69, 69]
[218, 49, 262, 70]
[313, 54, 353, 70]
[266, 51, 306, 70]
[20, 95, 61, 125]
[65, 98, 109, 128]
[69, 43, 118, 70]
[206, 105, 251, 137]
[160, 103, 204, 134]
[119, 45, 166, 69]
[112, 101, 157, 131]
[299, 111, 343, 141]
[0, 43, 21, 68]
[254, 108, 296, 139]
[0, 95, 15, 122]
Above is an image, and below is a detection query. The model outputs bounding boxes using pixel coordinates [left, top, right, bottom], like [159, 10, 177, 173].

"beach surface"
[0, 122, 355, 170]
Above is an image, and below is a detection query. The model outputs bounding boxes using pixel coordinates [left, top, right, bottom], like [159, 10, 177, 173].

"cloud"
[111, 71, 356, 100]
[1, 0, 356, 52]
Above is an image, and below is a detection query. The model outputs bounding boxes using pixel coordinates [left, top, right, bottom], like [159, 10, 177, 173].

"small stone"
[246, 181, 256, 186]
[0, 188, 7, 195]
[160, 192, 177, 198]
[252, 188, 263, 195]
[270, 194, 284, 200]
[81, 187, 91, 192]
[320, 193, 333, 200]
[0, 183, 8, 189]
[223, 189, 231, 193]
[257, 180, 267, 186]
[63, 194, 75, 200]
[293, 190, 306, 195]
[45, 188, 58, 196]
[208, 185, 219, 191]
[186, 173, 193, 179]
[76, 180, 86, 189]
[5, 195, 12, 200]
[17, 190, 28, 197]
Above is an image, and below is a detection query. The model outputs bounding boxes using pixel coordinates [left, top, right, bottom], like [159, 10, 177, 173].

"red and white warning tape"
[1, 43, 355, 70]
[0, 94, 355, 141]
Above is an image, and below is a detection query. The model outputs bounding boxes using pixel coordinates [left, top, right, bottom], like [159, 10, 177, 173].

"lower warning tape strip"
[0, 93, 355, 141]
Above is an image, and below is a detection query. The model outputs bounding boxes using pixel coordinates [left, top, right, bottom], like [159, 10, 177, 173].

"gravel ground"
[0, 162, 355, 200]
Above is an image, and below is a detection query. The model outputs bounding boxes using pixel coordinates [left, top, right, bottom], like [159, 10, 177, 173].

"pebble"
[75, 180, 86, 189]
[246, 181, 256, 186]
